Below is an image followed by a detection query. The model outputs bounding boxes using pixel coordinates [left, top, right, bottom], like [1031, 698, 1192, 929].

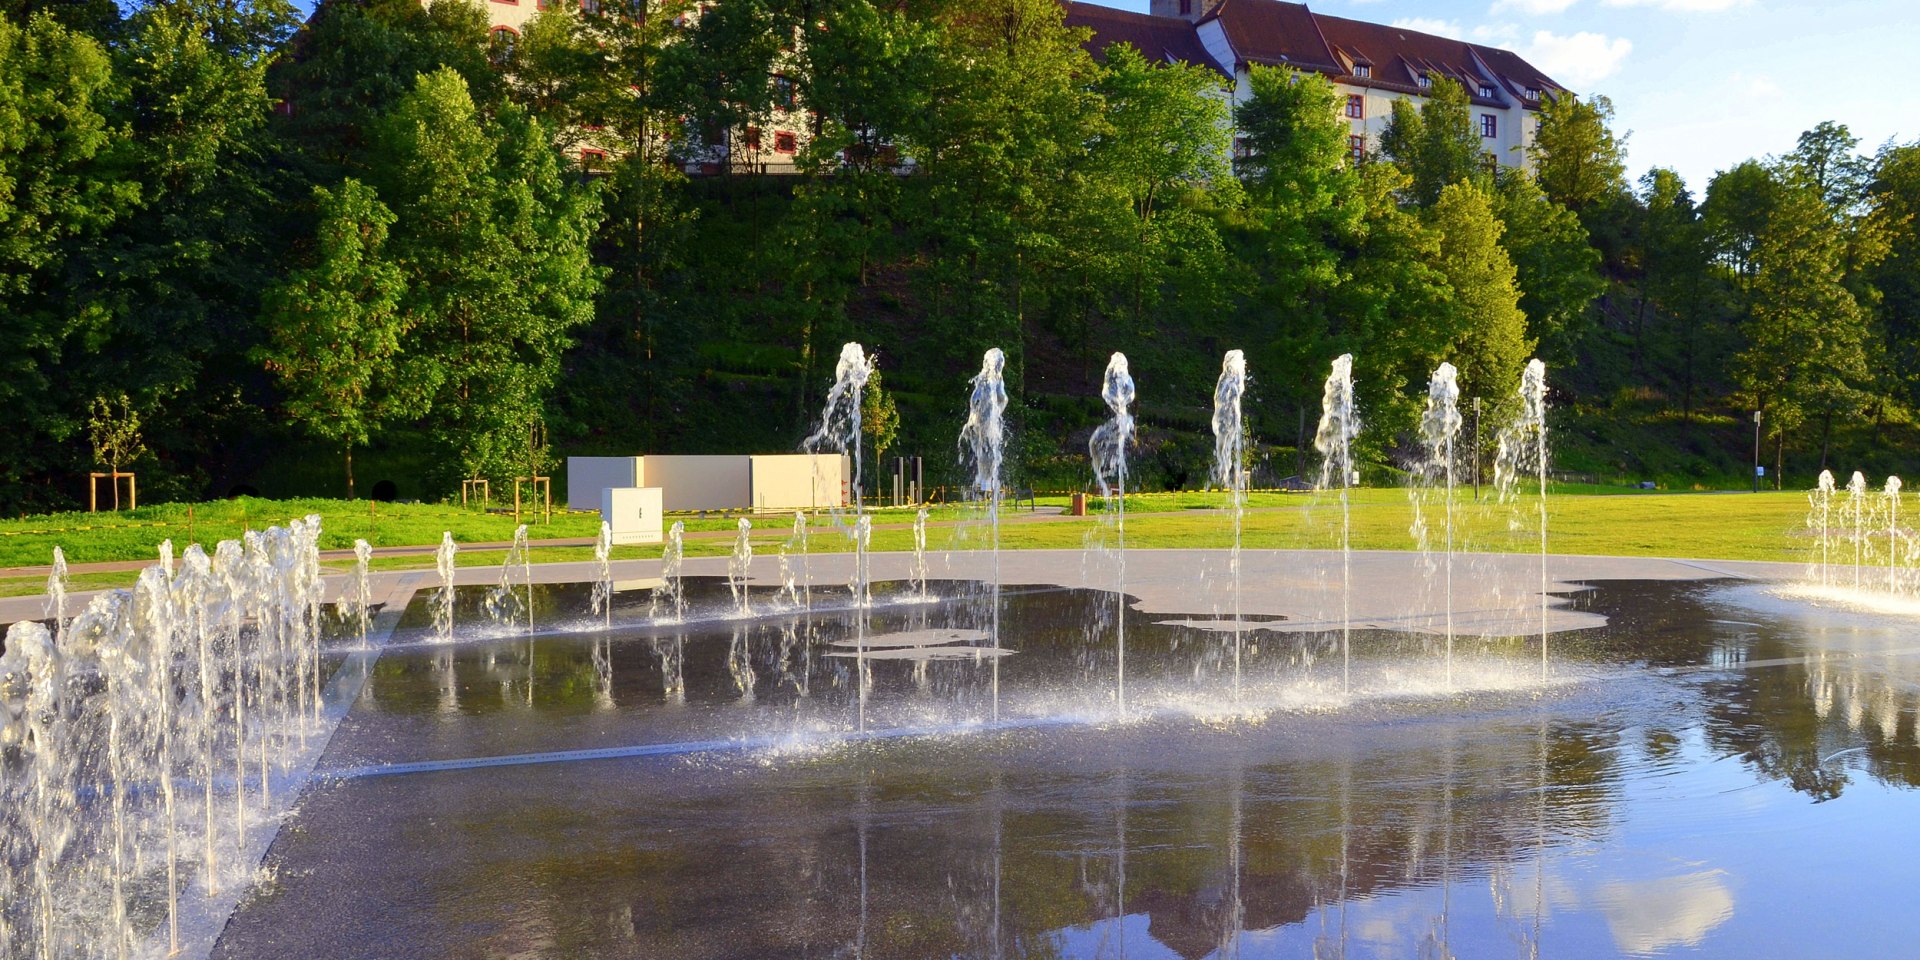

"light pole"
[1752, 410, 1763, 493]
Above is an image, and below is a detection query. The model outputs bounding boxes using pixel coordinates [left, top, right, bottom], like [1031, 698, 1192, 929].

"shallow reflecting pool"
[214, 576, 1920, 958]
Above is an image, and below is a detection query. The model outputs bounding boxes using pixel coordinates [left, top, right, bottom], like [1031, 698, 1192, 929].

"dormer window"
[1418, 74, 1432, 89]
[1354, 64, 1371, 78]
[1478, 84, 1494, 98]
[1525, 87, 1540, 100]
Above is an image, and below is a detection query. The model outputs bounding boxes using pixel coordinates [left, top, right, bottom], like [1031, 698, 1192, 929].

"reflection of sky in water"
[214, 577, 1920, 959]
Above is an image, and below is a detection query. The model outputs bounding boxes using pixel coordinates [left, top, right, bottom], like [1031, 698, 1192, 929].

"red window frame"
[1345, 94, 1363, 119]
[742, 126, 761, 150]
[1348, 134, 1364, 163]
[580, 148, 608, 167]
[774, 131, 797, 154]
[771, 75, 796, 111]
[1481, 113, 1497, 138]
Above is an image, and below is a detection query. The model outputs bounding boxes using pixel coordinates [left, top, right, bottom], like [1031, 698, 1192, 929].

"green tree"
[270, 0, 500, 171]
[861, 365, 900, 466]
[0, 12, 138, 506]
[369, 68, 603, 486]
[1785, 121, 1870, 213]
[1868, 142, 1920, 411]
[87, 392, 144, 508]
[1377, 77, 1482, 208]
[256, 179, 415, 497]
[1426, 180, 1533, 399]
[1727, 178, 1872, 479]
[1491, 169, 1602, 365]
[1639, 167, 1720, 418]
[1528, 93, 1627, 217]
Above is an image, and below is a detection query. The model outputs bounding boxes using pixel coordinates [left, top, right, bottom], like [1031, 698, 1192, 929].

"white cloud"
[1518, 30, 1632, 87]
[1490, 0, 1579, 14]
[1730, 71, 1780, 97]
[1471, 23, 1523, 44]
[1391, 17, 1465, 40]
[1601, 0, 1749, 10]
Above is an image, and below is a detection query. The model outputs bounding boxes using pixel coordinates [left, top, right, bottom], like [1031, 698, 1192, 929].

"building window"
[580, 148, 608, 169]
[1481, 114, 1497, 138]
[1234, 137, 1252, 159]
[742, 127, 762, 150]
[1179, 0, 1191, 13]
[1477, 84, 1493, 98]
[771, 75, 796, 111]
[774, 131, 797, 154]
[1525, 87, 1540, 100]
[1418, 74, 1432, 89]
[1353, 64, 1370, 78]
[488, 27, 517, 63]
[582, 0, 600, 13]
[1481, 151, 1499, 173]
[1349, 134, 1364, 164]
[1345, 94, 1363, 119]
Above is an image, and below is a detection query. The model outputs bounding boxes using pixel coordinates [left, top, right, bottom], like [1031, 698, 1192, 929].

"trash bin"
[1070, 492, 1088, 517]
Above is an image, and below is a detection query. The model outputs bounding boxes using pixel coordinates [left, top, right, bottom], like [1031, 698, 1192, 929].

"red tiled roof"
[1063, 2, 1229, 78]
[1197, 0, 1339, 72]
[1066, 0, 1570, 108]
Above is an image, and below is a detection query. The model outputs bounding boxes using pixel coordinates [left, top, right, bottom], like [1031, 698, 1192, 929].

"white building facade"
[1065, 0, 1567, 173]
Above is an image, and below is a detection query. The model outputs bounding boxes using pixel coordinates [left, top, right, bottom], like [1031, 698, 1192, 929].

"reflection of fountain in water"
[1090, 352, 1136, 716]
[1314, 354, 1359, 693]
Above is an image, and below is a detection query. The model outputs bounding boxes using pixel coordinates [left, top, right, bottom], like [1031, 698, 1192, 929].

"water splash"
[2, 520, 330, 960]
[911, 507, 930, 599]
[1495, 358, 1550, 678]
[1846, 471, 1869, 591]
[654, 521, 685, 623]
[1418, 363, 1462, 688]
[960, 348, 1010, 709]
[1886, 476, 1903, 593]
[433, 533, 457, 643]
[729, 518, 754, 617]
[484, 525, 533, 634]
[803, 343, 874, 605]
[1210, 350, 1248, 701]
[348, 539, 374, 643]
[1314, 354, 1359, 694]
[592, 521, 613, 630]
[45, 547, 68, 643]
[1090, 352, 1137, 715]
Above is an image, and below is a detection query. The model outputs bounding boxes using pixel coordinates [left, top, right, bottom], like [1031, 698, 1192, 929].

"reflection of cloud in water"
[1595, 869, 1735, 955]
[1049, 913, 1183, 960]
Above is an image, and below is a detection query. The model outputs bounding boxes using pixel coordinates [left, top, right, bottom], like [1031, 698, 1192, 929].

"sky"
[1087, 0, 1919, 194]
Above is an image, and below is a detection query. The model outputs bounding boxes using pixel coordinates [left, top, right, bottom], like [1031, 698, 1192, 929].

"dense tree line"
[1, 0, 1916, 509]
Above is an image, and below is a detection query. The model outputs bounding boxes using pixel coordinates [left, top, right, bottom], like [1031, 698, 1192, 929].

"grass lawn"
[0, 487, 1818, 599]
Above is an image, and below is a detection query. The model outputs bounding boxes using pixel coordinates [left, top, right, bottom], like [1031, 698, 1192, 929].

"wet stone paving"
[213, 576, 1920, 959]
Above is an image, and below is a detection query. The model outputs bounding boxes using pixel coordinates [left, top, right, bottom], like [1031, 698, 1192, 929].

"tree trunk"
[1775, 432, 1785, 491]
[111, 459, 120, 511]
[346, 445, 356, 500]
[1819, 412, 1833, 471]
